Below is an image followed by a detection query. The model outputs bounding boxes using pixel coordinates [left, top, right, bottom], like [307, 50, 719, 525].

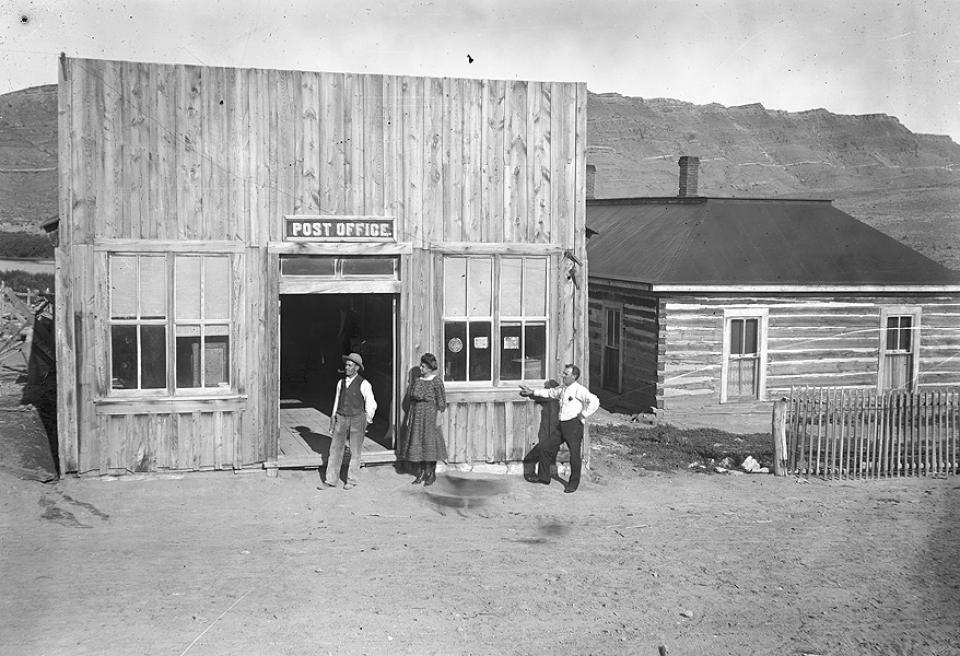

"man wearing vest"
[319, 352, 377, 490]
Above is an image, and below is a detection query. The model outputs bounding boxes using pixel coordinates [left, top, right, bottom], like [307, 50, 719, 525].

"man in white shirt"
[519, 363, 599, 493]
[319, 352, 377, 490]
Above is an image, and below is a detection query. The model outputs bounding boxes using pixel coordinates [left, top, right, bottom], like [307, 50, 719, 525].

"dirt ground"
[1, 378, 959, 656]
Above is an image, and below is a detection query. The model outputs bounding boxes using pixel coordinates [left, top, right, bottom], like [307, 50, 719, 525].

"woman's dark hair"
[420, 352, 439, 371]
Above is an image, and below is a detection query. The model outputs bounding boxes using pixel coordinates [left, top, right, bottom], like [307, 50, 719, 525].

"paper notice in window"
[473, 336, 489, 349]
[503, 336, 520, 350]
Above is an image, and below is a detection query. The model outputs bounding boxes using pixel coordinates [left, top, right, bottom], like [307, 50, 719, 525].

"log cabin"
[55, 55, 588, 476]
[587, 157, 960, 420]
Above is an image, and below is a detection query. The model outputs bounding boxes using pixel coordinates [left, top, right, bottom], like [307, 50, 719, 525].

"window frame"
[106, 251, 237, 399]
[439, 252, 555, 388]
[878, 306, 921, 392]
[720, 307, 768, 403]
[601, 303, 623, 393]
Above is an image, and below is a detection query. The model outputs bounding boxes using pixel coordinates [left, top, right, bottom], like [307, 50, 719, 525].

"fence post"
[773, 398, 789, 476]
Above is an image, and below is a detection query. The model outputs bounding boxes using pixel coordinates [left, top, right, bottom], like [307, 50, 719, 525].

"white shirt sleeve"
[532, 387, 563, 400]
[576, 384, 600, 420]
[332, 380, 342, 416]
[361, 379, 378, 424]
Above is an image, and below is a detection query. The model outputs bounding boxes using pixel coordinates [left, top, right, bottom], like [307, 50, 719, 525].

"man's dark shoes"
[530, 478, 550, 485]
[563, 485, 577, 493]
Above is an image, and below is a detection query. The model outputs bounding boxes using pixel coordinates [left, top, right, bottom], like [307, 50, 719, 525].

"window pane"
[205, 335, 230, 388]
[176, 332, 201, 388]
[111, 325, 138, 389]
[524, 323, 547, 379]
[899, 316, 912, 351]
[500, 258, 523, 316]
[730, 319, 744, 355]
[613, 311, 621, 347]
[280, 256, 336, 276]
[467, 258, 492, 316]
[444, 321, 467, 381]
[341, 257, 397, 277]
[141, 325, 167, 389]
[523, 258, 547, 316]
[468, 321, 492, 381]
[444, 258, 467, 316]
[139, 256, 166, 320]
[110, 256, 137, 319]
[176, 256, 202, 320]
[885, 317, 899, 351]
[204, 256, 231, 320]
[744, 319, 758, 355]
[500, 323, 523, 380]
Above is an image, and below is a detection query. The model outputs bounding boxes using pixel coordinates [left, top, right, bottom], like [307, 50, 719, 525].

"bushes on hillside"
[0, 270, 53, 292]
[0, 232, 54, 258]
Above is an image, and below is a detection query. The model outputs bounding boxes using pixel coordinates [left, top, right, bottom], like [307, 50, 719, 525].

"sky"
[1, 0, 959, 141]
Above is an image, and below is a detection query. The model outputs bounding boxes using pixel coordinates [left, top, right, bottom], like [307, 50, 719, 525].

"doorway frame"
[268, 241, 411, 467]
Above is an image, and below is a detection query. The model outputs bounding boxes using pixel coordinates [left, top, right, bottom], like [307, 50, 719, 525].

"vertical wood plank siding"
[588, 285, 960, 415]
[58, 58, 587, 473]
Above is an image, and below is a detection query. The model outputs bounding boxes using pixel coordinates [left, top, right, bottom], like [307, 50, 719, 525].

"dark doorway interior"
[280, 293, 395, 450]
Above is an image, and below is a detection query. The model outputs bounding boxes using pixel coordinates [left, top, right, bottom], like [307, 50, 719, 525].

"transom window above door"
[280, 255, 398, 279]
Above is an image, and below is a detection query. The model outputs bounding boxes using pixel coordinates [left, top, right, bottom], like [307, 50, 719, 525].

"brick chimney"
[678, 156, 700, 197]
[585, 164, 596, 200]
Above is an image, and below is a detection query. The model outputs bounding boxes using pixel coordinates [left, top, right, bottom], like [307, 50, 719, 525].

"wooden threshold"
[278, 402, 395, 468]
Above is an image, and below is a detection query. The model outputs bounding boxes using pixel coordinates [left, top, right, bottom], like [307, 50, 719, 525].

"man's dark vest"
[337, 375, 366, 417]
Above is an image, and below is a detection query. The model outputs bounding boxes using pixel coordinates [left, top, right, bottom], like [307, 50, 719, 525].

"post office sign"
[284, 216, 395, 241]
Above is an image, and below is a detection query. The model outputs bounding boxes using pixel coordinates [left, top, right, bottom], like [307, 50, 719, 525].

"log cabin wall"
[656, 293, 960, 412]
[57, 57, 587, 473]
[588, 285, 658, 413]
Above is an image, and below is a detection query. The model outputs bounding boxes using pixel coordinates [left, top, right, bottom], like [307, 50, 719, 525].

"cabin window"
[442, 255, 549, 384]
[721, 309, 768, 403]
[880, 308, 920, 391]
[727, 318, 760, 399]
[109, 253, 234, 395]
[601, 305, 622, 392]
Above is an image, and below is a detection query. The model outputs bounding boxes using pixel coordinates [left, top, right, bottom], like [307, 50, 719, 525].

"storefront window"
[109, 255, 167, 390]
[109, 253, 234, 395]
[442, 255, 549, 384]
[175, 255, 231, 389]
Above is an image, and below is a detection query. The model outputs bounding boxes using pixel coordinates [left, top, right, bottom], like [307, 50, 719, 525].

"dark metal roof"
[586, 196, 960, 286]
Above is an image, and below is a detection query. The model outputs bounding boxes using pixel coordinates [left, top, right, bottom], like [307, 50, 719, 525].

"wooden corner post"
[772, 398, 789, 476]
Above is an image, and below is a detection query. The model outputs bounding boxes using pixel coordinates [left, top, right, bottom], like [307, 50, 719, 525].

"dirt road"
[1, 448, 958, 656]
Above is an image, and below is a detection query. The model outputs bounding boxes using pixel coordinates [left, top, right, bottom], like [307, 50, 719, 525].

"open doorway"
[278, 293, 396, 467]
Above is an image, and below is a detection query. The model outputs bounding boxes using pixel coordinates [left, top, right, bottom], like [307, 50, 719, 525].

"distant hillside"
[1, 84, 958, 268]
[587, 93, 960, 269]
[0, 85, 57, 232]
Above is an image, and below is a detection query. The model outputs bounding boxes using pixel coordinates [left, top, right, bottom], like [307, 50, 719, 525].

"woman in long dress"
[400, 352, 447, 486]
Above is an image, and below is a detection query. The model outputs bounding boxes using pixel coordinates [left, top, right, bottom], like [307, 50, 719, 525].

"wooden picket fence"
[784, 386, 960, 479]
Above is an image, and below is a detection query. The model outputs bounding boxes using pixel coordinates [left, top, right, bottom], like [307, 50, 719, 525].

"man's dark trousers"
[538, 418, 583, 490]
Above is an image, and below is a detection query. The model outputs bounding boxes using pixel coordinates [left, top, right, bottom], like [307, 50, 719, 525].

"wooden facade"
[56, 56, 588, 475]
[589, 288, 960, 414]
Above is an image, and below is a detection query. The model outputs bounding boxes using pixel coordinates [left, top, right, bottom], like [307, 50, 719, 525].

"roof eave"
[589, 276, 960, 293]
